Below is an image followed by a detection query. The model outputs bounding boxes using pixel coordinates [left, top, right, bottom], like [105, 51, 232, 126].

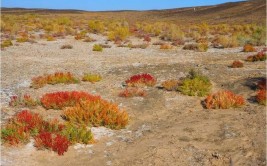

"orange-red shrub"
[31, 72, 80, 89]
[204, 90, 245, 109]
[256, 89, 266, 105]
[125, 73, 156, 87]
[40, 91, 100, 110]
[243, 44, 256, 52]
[119, 87, 147, 97]
[63, 100, 129, 129]
[231, 60, 244, 68]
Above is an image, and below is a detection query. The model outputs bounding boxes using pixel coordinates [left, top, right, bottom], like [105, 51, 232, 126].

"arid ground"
[1, 34, 266, 165]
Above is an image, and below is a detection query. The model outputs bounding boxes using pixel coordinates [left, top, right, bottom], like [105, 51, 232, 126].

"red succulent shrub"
[231, 60, 244, 68]
[256, 89, 266, 105]
[40, 91, 100, 109]
[119, 87, 147, 97]
[52, 134, 70, 155]
[204, 90, 245, 109]
[34, 132, 70, 155]
[125, 73, 156, 87]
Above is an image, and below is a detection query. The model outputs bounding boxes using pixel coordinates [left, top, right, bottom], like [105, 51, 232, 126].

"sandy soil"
[1, 35, 266, 166]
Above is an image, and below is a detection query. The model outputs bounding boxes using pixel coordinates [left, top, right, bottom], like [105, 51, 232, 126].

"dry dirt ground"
[0, 35, 266, 166]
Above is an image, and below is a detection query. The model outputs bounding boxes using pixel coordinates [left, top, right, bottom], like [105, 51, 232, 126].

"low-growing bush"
[1, 40, 13, 48]
[40, 91, 100, 110]
[171, 39, 185, 46]
[161, 80, 180, 91]
[92, 44, 103, 52]
[16, 37, 29, 43]
[212, 35, 239, 48]
[128, 43, 149, 49]
[183, 43, 208, 52]
[204, 90, 245, 109]
[31, 72, 79, 89]
[108, 26, 129, 41]
[243, 44, 256, 52]
[83, 37, 96, 42]
[119, 87, 147, 97]
[125, 73, 156, 87]
[183, 44, 198, 51]
[82, 73, 102, 83]
[9, 94, 38, 107]
[46, 36, 56, 41]
[160, 44, 173, 49]
[61, 123, 94, 144]
[63, 100, 129, 129]
[60, 44, 73, 49]
[231, 60, 244, 68]
[246, 51, 266, 62]
[152, 41, 164, 46]
[256, 89, 266, 105]
[143, 35, 151, 42]
[99, 44, 111, 48]
[178, 70, 212, 96]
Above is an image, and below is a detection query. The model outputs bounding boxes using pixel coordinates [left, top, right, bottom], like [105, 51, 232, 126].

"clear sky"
[1, 0, 245, 11]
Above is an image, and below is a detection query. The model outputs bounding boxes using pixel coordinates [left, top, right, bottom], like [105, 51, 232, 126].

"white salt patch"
[91, 127, 114, 140]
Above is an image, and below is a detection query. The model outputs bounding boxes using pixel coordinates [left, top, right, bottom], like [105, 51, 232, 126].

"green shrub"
[82, 73, 102, 83]
[1, 40, 13, 48]
[178, 70, 212, 96]
[61, 123, 94, 144]
[108, 26, 129, 41]
[92, 44, 103, 52]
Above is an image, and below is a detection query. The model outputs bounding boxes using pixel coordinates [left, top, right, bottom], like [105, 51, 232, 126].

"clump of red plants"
[242, 44, 256, 52]
[125, 73, 156, 87]
[40, 91, 100, 110]
[204, 90, 245, 109]
[1, 110, 70, 155]
[34, 132, 70, 155]
[9, 94, 38, 107]
[256, 78, 266, 105]
[231, 60, 244, 68]
[246, 50, 266, 62]
[1, 110, 96, 155]
[31, 72, 80, 89]
[119, 87, 147, 97]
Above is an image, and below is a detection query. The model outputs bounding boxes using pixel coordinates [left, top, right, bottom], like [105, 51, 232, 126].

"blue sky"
[1, 0, 244, 11]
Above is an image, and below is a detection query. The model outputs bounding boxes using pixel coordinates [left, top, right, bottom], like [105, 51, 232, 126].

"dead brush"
[161, 80, 180, 91]
[160, 44, 173, 49]
[60, 44, 73, 49]
[119, 87, 147, 97]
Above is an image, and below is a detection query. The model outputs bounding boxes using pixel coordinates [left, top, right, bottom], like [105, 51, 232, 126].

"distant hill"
[1, 0, 266, 24]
